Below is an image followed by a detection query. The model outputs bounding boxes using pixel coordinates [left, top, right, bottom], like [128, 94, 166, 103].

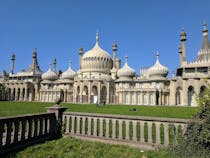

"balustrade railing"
[0, 112, 57, 155]
[63, 112, 188, 149]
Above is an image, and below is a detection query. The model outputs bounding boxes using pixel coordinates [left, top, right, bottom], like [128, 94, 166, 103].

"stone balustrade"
[0, 112, 57, 155]
[63, 112, 189, 150]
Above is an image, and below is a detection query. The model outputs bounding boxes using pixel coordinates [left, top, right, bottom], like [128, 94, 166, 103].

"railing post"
[46, 102, 68, 137]
[6, 121, 12, 145]
[21, 119, 26, 141]
[76, 116, 80, 134]
[99, 118, 103, 137]
[65, 116, 70, 134]
[88, 117, 92, 136]
[13, 120, 19, 143]
[106, 119, 110, 138]
[82, 117, 86, 135]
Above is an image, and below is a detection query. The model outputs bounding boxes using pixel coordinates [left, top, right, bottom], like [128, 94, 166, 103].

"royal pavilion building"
[0, 23, 210, 107]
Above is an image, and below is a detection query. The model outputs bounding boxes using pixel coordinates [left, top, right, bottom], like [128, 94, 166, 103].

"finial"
[79, 47, 83, 55]
[69, 59, 72, 68]
[180, 28, 187, 41]
[11, 53, 15, 60]
[96, 29, 99, 44]
[203, 20, 207, 32]
[156, 52, 159, 60]
[112, 40, 117, 51]
[125, 55, 128, 63]
[53, 58, 57, 64]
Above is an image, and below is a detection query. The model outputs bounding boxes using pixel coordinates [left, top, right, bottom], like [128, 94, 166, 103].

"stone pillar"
[118, 119, 123, 139]
[88, 117, 92, 135]
[106, 119, 110, 138]
[88, 82, 91, 103]
[133, 120, 137, 142]
[46, 104, 68, 136]
[112, 119, 116, 139]
[76, 116, 80, 134]
[82, 117, 86, 135]
[80, 82, 83, 103]
[71, 116, 75, 133]
[24, 87, 28, 101]
[148, 121, 152, 144]
[164, 123, 169, 146]
[98, 82, 101, 104]
[20, 89, 23, 101]
[106, 83, 110, 104]
[125, 120, 130, 141]
[99, 118, 103, 137]
[65, 116, 70, 134]
[140, 121, 144, 143]
[93, 118, 97, 136]
[155, 122, 161, 145]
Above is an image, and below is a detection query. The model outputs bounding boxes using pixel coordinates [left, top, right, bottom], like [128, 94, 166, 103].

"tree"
[171, 83, 210, 158]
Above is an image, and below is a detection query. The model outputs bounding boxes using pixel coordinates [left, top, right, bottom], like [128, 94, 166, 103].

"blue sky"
[0, 0, 209, 76]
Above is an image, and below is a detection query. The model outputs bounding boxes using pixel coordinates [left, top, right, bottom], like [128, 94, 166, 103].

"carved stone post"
[46, 100, 68, 137]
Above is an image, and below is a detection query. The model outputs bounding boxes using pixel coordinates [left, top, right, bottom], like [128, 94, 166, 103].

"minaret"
[112, 41, 117, 68]
[53, 58, 57, 72]
[32, 48, 37, 74]
[79, 47, 83, 70]
[180, 29, 187, 66]
[201, 21, 208, 50]
[10, 53, 15, 74]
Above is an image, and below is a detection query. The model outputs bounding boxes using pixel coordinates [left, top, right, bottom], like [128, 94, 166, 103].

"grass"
[6, 137, 173, 158]
[0, 101, 198, 119]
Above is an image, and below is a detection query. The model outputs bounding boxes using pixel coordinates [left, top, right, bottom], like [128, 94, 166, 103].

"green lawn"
[0, 101, 198, 119]
[6, 137, 173, 158]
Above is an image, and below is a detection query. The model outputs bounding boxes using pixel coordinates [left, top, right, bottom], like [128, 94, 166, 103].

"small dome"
[61, 61, 76, 79]
[117, 56, 135, 78]
[148, 53, 168, 78]
[42, 67, 58, 81]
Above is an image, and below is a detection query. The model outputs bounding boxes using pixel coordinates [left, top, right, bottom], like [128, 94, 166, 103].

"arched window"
[199, 86, 206, 97]
[188, 86, 195, 106]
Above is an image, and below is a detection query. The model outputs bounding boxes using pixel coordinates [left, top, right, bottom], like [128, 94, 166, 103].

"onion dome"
[81, 32, 113, 74]
[117, 56, 136, 78]
[148, 53, 168, 78]
[42, 65, 58, 81]
[61, 61, 76, 79]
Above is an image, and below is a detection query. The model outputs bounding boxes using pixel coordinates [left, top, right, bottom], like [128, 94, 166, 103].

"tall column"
[80, 82, 83, 103]
[98, 81, 101, 104]
[106, 83, 110, 104]
[20, 89, 23, 101]
[88, 81, 91, 103]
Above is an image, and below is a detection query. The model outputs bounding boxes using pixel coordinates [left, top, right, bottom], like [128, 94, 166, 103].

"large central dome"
[81, 33, 113, 74]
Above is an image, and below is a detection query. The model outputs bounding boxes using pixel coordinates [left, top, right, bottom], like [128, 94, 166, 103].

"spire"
[202, 21, 209, 50]
[180, 28, 187, 42]
[96, 29, 99, 44]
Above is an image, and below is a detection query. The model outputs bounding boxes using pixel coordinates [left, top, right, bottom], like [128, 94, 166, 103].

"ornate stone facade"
[0, 23, 210, 106]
